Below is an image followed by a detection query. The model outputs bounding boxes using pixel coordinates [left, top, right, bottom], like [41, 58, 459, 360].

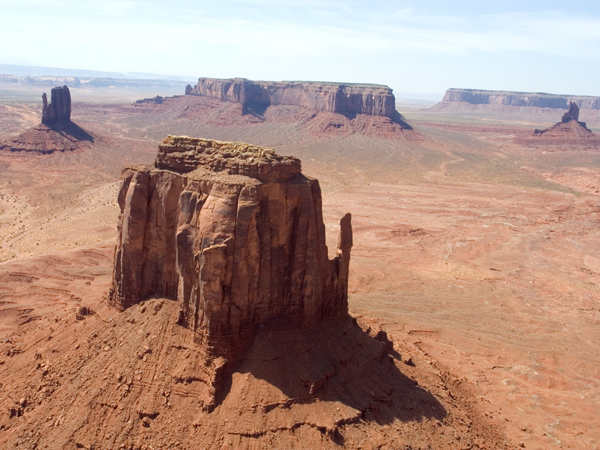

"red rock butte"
[0, 85, 94, 154]
[41, 85, 72, 124]
[531, 101, 599, 145]
[109, 136, 352, 360]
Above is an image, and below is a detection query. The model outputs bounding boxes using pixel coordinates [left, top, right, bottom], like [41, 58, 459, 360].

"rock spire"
[561, 101, 580, 123]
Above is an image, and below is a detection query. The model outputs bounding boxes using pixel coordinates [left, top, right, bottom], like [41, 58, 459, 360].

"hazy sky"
[1, 0, 600, 96]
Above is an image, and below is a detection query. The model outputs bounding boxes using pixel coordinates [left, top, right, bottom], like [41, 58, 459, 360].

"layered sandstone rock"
[188, 77, 396, 118]
[109, 136, 352, 359]
[41, 85, 71, 124]
[441, 88, 600, 110]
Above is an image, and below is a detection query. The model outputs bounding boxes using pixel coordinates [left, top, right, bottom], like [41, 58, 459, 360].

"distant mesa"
[129, 77, 414, 138]
[178, 77, 413, 133]
[437, 88, 600, 110]
[187, 77, 397, 118]
[0, 85, 93, 154]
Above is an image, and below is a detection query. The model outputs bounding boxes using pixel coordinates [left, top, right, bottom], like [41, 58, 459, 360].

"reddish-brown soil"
[0, 88, 599, 449]
[0, 244, 513, 450]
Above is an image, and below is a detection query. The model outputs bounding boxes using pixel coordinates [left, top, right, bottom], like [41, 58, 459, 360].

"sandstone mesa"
[440, 88, 600, 110]
[186, 77, 397, 118]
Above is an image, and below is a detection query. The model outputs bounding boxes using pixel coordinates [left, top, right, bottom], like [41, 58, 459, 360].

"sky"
[1, 0, 600, 97]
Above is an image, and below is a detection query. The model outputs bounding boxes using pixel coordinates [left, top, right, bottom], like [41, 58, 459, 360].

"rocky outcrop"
[441, 88, 600, 110]
[534, 101, 593, 136]
[109, 136, 352, 360]
[187, 77, 396, 118]
[41, 85, 71, 124]
[561, 101, 580, 122]
[523, 101, 600, 148]
[134, 95, 164, 105]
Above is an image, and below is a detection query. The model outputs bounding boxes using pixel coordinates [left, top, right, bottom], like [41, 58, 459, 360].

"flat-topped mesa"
[41, 85, 71, 124]
[109, 136, 352, 360]
[441, 88, 600, 110]
[188, 77, 396, 118]
[156, 135, 301, 182]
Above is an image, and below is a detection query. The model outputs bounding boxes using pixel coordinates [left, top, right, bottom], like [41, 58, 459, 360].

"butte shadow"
[217, 316, 446, 439]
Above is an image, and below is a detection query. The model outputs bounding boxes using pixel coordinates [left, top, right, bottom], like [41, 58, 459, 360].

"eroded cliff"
[109, 136, 352, 360]
[188, 77, 396, 118]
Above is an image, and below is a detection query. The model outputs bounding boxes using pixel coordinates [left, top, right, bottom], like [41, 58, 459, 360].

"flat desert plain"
[0, 87, 599, 449]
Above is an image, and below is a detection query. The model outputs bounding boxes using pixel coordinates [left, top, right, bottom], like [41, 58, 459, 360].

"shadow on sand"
[48, 120, 95, 143]
[213, 316, 446, 441]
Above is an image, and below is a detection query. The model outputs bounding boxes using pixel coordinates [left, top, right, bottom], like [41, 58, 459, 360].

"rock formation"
[561, 101, 580, 122]
[534, 101, 594, 137]
[41, 85, 71, 124]
[0, 85, 94, 154]
[439, 88, 600, 110]
[187, 77, 396, 118]
[109, 136, 352, 360]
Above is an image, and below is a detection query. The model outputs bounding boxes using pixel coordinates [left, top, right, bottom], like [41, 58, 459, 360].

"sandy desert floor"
[0, 89, 599, 449]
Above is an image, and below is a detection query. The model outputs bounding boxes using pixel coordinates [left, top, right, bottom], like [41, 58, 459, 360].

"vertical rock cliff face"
[41, 85, 71, 124]
[189, 77, 396, 118]
[109, 136, 352, 359]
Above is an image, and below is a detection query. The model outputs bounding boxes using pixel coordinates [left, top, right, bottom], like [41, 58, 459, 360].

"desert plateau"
[0, 76, 599, 450]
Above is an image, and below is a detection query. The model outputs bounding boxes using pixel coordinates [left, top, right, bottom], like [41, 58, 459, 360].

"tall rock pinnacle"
[561, 101, 580, 123]
[41, 85, 71, 124]
[108, 136, 352, 360]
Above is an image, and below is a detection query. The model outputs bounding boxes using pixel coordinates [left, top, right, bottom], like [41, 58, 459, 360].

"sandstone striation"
[109, 136, 352, 360]
[41, 85, 71, 124]
[188, 77, 396, 118]
[440, 88, 600, 110]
